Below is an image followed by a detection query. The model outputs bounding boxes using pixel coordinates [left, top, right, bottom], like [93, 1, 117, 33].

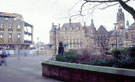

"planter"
[42, 60, 135, 82]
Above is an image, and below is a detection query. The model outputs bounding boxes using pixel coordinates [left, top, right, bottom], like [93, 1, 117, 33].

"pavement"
[0, 54, 61, 82]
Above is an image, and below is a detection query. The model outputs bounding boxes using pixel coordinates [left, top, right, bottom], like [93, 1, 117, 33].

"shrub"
[56, 48, 135, 69]
[120, 47, 130, 58]
[56, 55, 66, 62]
[129, 47, 135, 57]
[112, 49, 121, 59]
[56, 50, 78, 63]
[76, 49, 92, 63]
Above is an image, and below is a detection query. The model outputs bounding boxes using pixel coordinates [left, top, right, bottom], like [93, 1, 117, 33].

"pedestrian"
[0, 50, 7, 66]
[24, 52, 27, 57]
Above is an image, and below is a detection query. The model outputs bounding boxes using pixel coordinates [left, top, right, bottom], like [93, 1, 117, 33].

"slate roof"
[61, 22, 82, 29]
[128, 22, 135, 30]
[97, 25, 108, 33]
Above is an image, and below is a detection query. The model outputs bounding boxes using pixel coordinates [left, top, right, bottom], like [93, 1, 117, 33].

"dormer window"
[9, 24, 12, 28]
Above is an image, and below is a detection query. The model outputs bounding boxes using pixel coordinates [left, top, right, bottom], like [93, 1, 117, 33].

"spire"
[126, 20, 129, 27]
[126, 20, 129, 28]
[52, 23, 54, 29]
[90, 19, 95, 28]
[118, 5, 122, 12]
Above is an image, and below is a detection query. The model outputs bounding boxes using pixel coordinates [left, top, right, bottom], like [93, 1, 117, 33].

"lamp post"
[37, 37, 39, 56]
[13, 38, 20, 60]
[125, 20, 129, 47]
[54, 27, 57, 55]
[114, 23, 118, 50]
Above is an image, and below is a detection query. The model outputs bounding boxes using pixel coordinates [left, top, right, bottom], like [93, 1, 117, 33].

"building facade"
[50, 7, 135, 54]
[0, 12, 33, 50]
[109, 8, 135, 49]
[50, 19, 109, 54]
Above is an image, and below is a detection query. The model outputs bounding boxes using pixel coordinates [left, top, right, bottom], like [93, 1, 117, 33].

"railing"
[24, 31, 32, 35]
[24, 40, 32, 44]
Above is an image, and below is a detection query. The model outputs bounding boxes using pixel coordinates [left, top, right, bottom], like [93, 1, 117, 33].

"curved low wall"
[42, 60, 135, 82]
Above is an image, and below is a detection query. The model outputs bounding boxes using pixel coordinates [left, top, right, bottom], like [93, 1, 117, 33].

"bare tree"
[96, 34, 110, 55]
[80, 0, 135, 20]
[96, 26, 110, 55]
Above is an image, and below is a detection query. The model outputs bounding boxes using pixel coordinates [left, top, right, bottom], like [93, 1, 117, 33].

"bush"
[76, 49, 92, 63]
[129, 47, 135, 57]
[56, 50, 78, 63]
[120, 47, 130, 58]
[56, 48, 135, 69]
[112, 49, 121, 58]
[56, 55, 66, 62]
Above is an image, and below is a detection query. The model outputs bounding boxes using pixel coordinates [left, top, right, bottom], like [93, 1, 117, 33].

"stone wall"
[42, 60, 135, 82]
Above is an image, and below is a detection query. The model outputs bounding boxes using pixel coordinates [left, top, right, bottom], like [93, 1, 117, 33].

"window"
[9, 24, 12, 28]
[17, 33, 21, 38]
[0, 33, 3, 38]
[18, 24, 21, 29]
[8, 33, 12, 38]
[76, 27, 79, 30]
[0, 24, 3, 28]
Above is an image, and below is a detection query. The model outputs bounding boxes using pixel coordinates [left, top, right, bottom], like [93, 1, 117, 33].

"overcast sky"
[0, 0, 134, 43]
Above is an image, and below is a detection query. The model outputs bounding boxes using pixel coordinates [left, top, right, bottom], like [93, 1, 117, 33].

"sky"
[0, 0, 134, 44]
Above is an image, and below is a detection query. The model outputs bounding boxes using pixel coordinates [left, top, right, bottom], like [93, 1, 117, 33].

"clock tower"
[117, 7, 125, 31]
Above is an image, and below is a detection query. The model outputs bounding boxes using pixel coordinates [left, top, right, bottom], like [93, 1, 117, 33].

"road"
[0, 54, 61, 82]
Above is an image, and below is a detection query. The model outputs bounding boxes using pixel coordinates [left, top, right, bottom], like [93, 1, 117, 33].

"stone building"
[50, 7, 135, 55]
[0, 12, 33, 50]
[109, 7, 135, 49]
[50, 19, 108, 54]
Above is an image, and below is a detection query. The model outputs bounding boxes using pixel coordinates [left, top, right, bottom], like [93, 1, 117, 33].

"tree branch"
[118, 0, 135, 20]
[80, 2, 88, 15]
[84, 0, 119, 3]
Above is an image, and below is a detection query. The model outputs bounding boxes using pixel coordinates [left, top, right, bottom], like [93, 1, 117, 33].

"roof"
[128, 22, 135, 30]
[24, 22, 33, 27]
[97, 25, 108, 33]
[62, 22, 82, 29]
[0, 12, 22, 18]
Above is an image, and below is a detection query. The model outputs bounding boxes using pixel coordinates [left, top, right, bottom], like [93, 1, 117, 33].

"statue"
[58, 42, 64, 55]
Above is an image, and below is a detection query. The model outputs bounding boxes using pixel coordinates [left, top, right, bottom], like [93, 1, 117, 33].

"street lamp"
[37, 37, 39, 56]
[114, 23, 118, 50]
[54, 27, 57, 55]
[125, 20, 129, 47]
[13, 38, 20, 60]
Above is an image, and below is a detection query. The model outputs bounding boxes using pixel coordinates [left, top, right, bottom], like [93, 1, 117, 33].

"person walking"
[0, 50, 7, 66]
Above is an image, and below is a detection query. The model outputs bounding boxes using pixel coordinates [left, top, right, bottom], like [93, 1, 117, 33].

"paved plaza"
[0, 54, 60, 82]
